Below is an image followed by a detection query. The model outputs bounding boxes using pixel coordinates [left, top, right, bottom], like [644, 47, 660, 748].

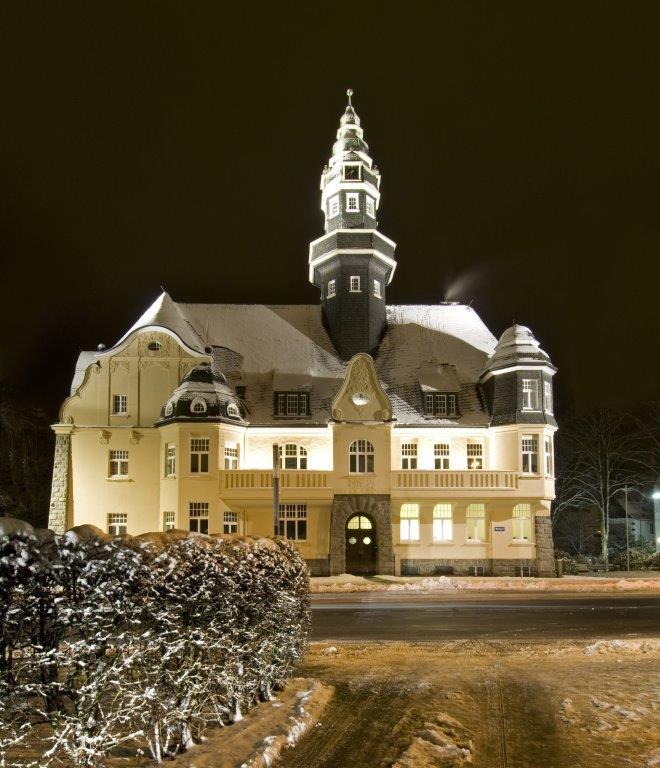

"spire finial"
[347, 88, 353, 106]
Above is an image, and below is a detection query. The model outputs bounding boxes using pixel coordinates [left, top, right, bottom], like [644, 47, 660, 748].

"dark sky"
[1, 2, 659, 418]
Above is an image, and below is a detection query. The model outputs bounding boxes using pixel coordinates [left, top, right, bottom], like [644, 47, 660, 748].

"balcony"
[391, 470, 518, 491]
[221, 470, 330, 491]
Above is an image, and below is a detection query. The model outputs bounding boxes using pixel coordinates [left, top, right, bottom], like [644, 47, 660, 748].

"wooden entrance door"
[345, 514, 377, 574]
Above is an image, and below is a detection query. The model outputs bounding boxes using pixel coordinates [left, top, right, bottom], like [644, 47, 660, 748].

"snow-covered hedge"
[0, 520, 310, 766]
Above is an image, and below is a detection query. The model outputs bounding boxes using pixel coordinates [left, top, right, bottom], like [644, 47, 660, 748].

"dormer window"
[164, 402, 174, 417]
[544, 381, 553, 414]
[346, 193, 360, 212]
[191, 398, 207, 414]
[275, 392, 310, 418]
[329, 195, 340, 218]
[350, 275, 361, 292]
[327, 279, 336, 298]
[226, 403, 241, 419]
[343, 164, 361, 181]
[373, 279, 381, 298]
[425, 393, 458, 417]
[366, 196, 375, 218]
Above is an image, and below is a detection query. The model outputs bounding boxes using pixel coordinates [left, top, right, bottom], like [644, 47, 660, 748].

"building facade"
[49, 92, 558, 577]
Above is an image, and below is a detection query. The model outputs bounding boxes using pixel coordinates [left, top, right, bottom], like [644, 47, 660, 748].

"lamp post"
[272, 444, 280, 536]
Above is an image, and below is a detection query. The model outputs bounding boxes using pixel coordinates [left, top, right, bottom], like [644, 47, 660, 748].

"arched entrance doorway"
[345, 514, 378, 574]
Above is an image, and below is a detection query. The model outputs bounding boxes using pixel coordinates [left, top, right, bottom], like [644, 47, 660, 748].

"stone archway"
[329, 494, 393, 575]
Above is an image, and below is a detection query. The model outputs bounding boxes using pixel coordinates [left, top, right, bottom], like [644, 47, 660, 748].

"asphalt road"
[310, 592, 660, 640]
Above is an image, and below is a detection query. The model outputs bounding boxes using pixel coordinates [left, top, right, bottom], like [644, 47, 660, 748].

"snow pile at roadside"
[585, 639, 660, 656]
[392, 712, 473, 767]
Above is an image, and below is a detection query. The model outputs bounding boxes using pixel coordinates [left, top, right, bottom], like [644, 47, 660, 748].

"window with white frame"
[399, 503, 420, 542]
[163, 510, 175, 532]
[373, 279, 382, 298]
[165, 443, 176, 477]
[327, 279, 336, 298]
[433, 503, 452, 541]
[544, 381, 553, 414]
[224, 443, 239, 470]
[349, 440, 374, 473]
[512, 503, 531, 540]
[346, 192, 359, 212]
[544, 436, 554, 476]
[521, 435, 539, 474]
[223, 510, 238, 534]
[189, 502, 209, 534]
[112, 394, 127, 415]
[275, 392, 310, 417]
[108, 449, 129, 477]
[522, 379, 539, 410]
[425, 393, 458, 417]
[107, 512, 127, 536]
[191, 398, 207, 414]
[278, 504, 307, 540]
[190, 437, 210, 474]
[366, 196, 375, 217]
[329, 195, 340, 218]
[279, 443, 308, 470]
[434, 443, 450, 469]
[467, 441, 483, 470]
[466, 503, 486, 541]
[401, 442, 418, 470]
[226, 403, 241, 419]
[350, 275, 361, 292]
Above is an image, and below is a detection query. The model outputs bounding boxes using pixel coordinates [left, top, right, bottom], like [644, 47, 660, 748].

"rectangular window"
[399, 503, 420, 542]
[223, 510, 238, 534]
[327, 279, 336, 298]
[278, 504, 307, 540]
[467, 441, 483, 470]
[434, 443, 450, 470]
[109, 449, 129, 477]
[544, 436, 554, 476]
[346, 192, 360, 212]
[190, 437, 210, 474]
[350, 275, 361, 292]
[401, 442, 418, 470]
[275, 392, 309, 417]
[373, 279, 382, 298]
[522, 435, 539, 474]
[466, 503, 486, 541]
[224, 443, 239, 470]
[425, 393, 458, 417]
[433, 503, 452, 541]
[329, 196, 339, 218]
[189, 502, 209, 534]
[544, 381, 553, 414]
[366, 196, 375, 218]
[512, 503, 531, 540]
[107, 512, 127, 536]
[165, 443, 176, 477]
[522, 379, 539, 410]
[112, 394, 127, 415]
[163, 510, 175, 532]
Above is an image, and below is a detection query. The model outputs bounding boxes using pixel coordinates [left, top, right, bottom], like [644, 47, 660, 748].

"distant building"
[609, 498, 655, 548]
[49, 92, 558, 577]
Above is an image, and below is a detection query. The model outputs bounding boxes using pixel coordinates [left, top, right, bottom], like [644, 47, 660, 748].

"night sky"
[1, 3, 659, 418]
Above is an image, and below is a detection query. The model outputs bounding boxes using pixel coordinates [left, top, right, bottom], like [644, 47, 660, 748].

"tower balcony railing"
[220, 469, 330, 491]
[391, 470, 519, 491]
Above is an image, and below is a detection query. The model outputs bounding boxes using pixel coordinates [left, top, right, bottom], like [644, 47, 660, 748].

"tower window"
[544, 381, 553, 414]
[191, 398, 207, 414]
[467, 441, 483, 470]
[349, 440, 374, 473]
[366, 196, 376, 218]
[226, 403, 241, 419]
[329, 196, 340, 218]
[522, 435, 539, 474]
[112, 394, 127, 415]
[190, 437, 210, 474]
[522, 379, 539, 410]
[346, 193, 360, 212]
[327, 279, 336, 298]
[189, 502, 209, 534]
[224, 443, 239, 469]
[343, 164, 361, 180]
[165, 443, 176, 477]
[545, 435, 554, 476]
[350, 275, 361, 292]
[373, 279, 382, 298]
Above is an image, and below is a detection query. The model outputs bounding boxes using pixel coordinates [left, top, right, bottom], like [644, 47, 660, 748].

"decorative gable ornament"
[331, 353, 392, 422]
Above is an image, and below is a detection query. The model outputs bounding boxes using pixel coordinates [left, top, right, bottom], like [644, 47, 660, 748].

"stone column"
[534, 514, 556, 577]
[48, 427, 72, 534]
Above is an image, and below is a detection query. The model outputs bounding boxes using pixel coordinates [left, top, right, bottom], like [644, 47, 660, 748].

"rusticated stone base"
[535, 515, 556, 577]
[329, 494, 394, 575]
[305, 558, 331, 576]
[401, 558, 539, 577]
[48, 432, 71, 534]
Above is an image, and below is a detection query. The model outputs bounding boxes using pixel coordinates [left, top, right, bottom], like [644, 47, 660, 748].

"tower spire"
[346, 88, 353, 107]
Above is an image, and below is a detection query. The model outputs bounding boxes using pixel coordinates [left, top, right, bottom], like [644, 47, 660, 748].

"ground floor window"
[223, 510, 238, 534]
[432, 503, 452, 541]
[108, 512, 127, 536]
[279, 504, 307, 540]
[512, 503, 531, 540]
[399, 503, 420, 542]
[434, 443, 450, 469]
[466, 503, 486, 541]
[189, 502, 209, 534]
[163, 510, 175, 531]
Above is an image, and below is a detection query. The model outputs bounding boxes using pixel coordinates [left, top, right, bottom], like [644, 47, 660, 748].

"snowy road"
[310, 592, 660, 640]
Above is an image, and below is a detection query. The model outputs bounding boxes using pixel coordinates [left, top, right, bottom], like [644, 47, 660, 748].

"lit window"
[329, 196, 340, 218]
[327, 279, 336, 298]
[191, 398, 207, 414]
[350, 275, 361, 292]
[346, 193, 360, 212]
[433, 503, 452, 541]
[279, 504, 307, 540]
[399, 503, 420, 542]
[112, 394, 127, 415]
[190, 437, 210, 474]
[163, 510, 175, 532]
[347, 515, 372, 530]
[545, 436, 554, 476]
[275, 392, 310, 417]
[544, 381, 553, 414]
[522, 379, 539, 410]
[189, 502, 209, 534]
[373, 279, 382, 298]
[434, 443, 450, 469]
[223, 510, 238, 534]
[349, 440, 374, 473]
[466, 503, 486, 541]
[512, 503, 531, 540]
[343, 164, 361, 180]
[366, 196, 376, 218]
[226, 402, 241, 419]
[278, 443, 308, 470]
[425, 393, 458, 417]
[467, 441, 483, 470]
[165, 443, 176, 476]
[109, 449, 129, 477]
[107, 512, 127, 536]
[522, 435, 539, 474]
[401, 442, 418, 469]
[224, 443, 239, 470]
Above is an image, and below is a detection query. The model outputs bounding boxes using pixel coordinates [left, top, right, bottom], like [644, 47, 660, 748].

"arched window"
[512, 503, 531, 540]
[279, 443, 308, 470]
[347, 515, 372, 530]
[191, 398, 207, 414]
[349, 440, 374, 473]
[226, 402, 241, 419]
[164, 402, 174, 417]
